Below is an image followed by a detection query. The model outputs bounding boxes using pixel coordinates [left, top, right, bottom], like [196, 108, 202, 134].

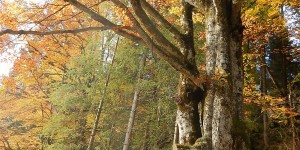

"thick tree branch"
[0, 27, 114, 36]
[182, 2, 194, 37]
[109, 0, 140, 27]
[181, 1, 196, 63]
[130, 0, 186, 63]
[1, 0, 204, 87]
[140, 0, 184, 42]
[108, 0, 150, 44]
[78, 0, 202, 86]
[65, 0, 144, 44]
[110, 0, 201, 82]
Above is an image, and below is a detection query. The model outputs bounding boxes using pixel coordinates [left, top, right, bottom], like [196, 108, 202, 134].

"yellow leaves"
[148, 0, 171, 8]
[169, 6, 181, 16]
[0, 88, 50, 149]
[243, 86, 299, 120]
[193, 13, 204, 23]
[242, 0, 288, 54]
[260, 0, 288, 8]
[211, 68, 229, 83]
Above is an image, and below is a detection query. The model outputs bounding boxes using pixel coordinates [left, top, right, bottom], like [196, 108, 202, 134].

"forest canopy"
[0, 0, 299, 149]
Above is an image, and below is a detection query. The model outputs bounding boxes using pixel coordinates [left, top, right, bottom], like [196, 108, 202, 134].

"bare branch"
[0, 27, 113, 36]
[37, 4, 70, 24]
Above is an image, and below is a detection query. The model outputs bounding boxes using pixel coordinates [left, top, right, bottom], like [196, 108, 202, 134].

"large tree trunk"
[173, 1, 205, 146]
[173, 1, 246, 149]
[199, 0, 246, 149]
[175, 76, 203, 145]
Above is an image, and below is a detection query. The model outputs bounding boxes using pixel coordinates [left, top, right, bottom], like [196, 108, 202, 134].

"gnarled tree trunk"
[173, 0, 246, 149]
[175, 76, 204, 145]
[173, 1, 205, 146]
[200, 0, 246, 149]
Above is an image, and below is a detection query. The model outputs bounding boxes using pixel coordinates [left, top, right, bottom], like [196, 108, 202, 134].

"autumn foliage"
[0, 0, 299, 149]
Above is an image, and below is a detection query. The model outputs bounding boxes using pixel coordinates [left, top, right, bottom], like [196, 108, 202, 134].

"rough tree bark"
[173, 1, 204, 146]
[193, 0, 246, 149]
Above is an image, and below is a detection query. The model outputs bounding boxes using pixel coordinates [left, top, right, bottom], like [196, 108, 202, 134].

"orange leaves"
[1, 76, 17, 90]
[197, 31, 206, 42]
[244, 84, 299, 120]
[113, 7, 134, 27]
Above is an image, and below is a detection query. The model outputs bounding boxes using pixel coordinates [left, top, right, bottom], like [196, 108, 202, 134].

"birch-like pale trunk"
[123, 51, 147, 150]
[87, 37, 119, 150]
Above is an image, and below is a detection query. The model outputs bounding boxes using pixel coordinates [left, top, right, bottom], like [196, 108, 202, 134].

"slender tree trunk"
[261, 49, 269, 149]
[16, 142, 20, 150]
[289, 102, 296, 150]
[262, 112, 268, 149]
[87, 37, 119, 150]
[123, 88, 140, 150]
[123, 51, 147, 150]
[2, 141, 7, 150]
[1, 136, 11, 150]
[289, 78, 300, 150]
[107, 124, 114, 149]
[142, 120, 150, 150]
[173, 123, 179, 148]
